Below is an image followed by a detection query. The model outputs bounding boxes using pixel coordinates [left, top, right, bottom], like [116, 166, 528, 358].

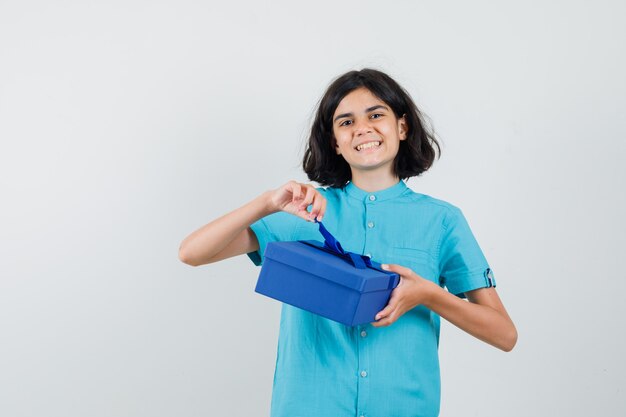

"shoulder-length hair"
[302, 68, 441, 188]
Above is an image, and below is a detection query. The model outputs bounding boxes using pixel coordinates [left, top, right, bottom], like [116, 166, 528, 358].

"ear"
[398, 114, 408, 140]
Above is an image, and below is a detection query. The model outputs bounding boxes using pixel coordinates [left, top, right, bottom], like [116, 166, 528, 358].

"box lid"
[262, 220, 399, 293]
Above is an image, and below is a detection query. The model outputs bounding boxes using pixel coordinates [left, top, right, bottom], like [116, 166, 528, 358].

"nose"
[353, 117, 373, 136]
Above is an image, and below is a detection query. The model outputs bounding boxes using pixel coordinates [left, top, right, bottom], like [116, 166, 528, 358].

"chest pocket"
[381, 246, 440, 285]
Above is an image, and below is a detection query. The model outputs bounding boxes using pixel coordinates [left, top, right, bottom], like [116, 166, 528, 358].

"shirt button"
[368, 195, 376, 201]
[360, 330, 367, 337]
[360, 370, 368, 377]
[367, 221, 374, 228]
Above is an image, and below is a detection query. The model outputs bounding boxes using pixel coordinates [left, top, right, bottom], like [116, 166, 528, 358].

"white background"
[1, 1, 624, 416]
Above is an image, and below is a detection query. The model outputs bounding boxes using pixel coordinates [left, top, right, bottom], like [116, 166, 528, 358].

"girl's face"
[332, 87, 407, 178]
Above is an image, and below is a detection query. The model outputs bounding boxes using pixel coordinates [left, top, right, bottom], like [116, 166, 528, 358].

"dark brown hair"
[302, 68, 441, 188]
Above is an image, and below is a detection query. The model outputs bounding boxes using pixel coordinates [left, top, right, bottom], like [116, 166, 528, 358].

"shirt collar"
[344, 179, 409, 202]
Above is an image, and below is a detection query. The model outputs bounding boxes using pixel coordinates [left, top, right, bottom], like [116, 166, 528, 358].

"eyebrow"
[333, 105, 389, 122]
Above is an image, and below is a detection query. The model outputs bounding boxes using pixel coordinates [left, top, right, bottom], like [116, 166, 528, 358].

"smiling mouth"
[355, 141, 381, 151]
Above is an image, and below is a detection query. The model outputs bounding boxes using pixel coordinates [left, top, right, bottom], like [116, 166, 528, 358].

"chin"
[353, 160, 392, 171]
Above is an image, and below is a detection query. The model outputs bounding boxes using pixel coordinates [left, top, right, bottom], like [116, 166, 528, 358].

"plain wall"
[1, 1, 625, 416]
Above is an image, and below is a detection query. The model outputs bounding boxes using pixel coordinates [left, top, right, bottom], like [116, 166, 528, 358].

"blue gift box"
[254, 220, 400, 326]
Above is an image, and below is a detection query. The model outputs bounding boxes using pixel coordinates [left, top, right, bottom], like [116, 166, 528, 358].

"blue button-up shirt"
[247, 180, 495, 417]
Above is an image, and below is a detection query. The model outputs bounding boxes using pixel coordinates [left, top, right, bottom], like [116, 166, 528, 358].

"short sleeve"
[246, 211, 302, 266]
[438, 206, 496, 298]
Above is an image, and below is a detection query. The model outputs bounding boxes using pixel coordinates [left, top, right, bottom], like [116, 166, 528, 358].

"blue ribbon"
[314, 219, 373, 270]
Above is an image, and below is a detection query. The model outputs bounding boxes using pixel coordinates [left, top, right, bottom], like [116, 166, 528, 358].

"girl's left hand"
[371, 263, 438, 327]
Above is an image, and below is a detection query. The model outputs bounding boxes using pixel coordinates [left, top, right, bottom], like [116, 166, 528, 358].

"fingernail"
[381, 264, 389, 270]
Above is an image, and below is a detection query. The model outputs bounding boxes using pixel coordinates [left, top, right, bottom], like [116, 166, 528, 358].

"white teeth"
[356, 141, 381, 151]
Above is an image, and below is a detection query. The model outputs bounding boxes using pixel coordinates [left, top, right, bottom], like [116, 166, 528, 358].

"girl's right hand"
[267, 180, 327, 223]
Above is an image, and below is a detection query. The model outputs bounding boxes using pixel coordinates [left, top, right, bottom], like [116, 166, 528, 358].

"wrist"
[422, 280, 444, 311]
[258, 190, 278, 217]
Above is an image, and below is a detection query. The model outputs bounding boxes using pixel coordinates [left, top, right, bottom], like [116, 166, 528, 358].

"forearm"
[424, 285, 517, 352]
[178, 191, 274, 266]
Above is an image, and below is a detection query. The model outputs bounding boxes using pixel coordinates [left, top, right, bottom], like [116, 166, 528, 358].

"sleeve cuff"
[246, 219, 270, 267]
[444, 267, 496, 299]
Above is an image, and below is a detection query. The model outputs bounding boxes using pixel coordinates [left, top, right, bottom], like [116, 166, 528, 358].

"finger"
[309, 191, 325, 221]
[318, 196, 327, 221]
[289, 181, 303, 204]
[371, 309, 398, 327]
[288, 183, 314, 222]
[371, 317, 391, 327]
[300, 185, 316, 211]
[374, 303, 395, 322]
[381, 263, 414, 277]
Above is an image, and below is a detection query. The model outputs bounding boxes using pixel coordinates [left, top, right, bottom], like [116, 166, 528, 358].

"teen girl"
[179, 68, 517, 417]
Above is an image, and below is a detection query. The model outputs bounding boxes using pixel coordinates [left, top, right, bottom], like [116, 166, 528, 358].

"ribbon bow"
[313, 219, 373, 270]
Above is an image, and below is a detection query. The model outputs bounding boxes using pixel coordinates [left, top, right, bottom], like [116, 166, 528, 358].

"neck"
[350, 169, 400, 192]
